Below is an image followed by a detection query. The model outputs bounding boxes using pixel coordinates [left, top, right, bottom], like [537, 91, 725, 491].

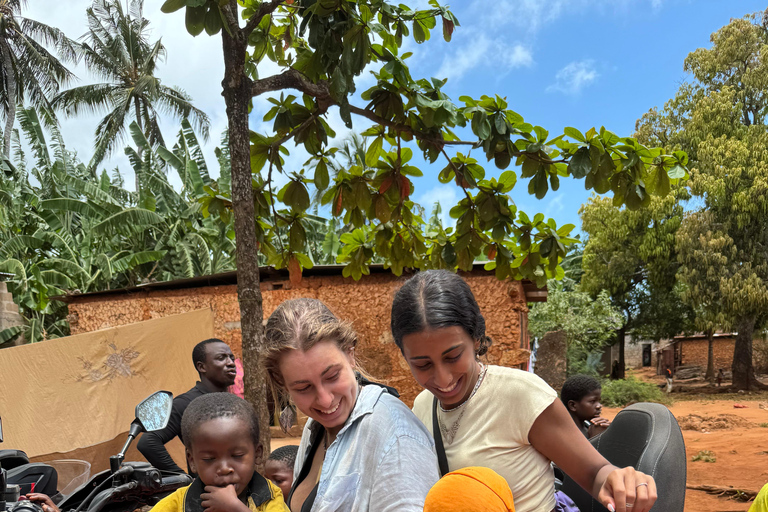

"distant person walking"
[665, 367, 673, 394]
[137, 338, 237, 473]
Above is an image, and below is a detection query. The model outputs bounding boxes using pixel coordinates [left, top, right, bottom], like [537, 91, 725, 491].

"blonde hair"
[264, 298, 366, 388]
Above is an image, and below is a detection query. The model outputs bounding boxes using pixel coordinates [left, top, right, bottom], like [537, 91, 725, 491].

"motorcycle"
[1, 391, 193, 512]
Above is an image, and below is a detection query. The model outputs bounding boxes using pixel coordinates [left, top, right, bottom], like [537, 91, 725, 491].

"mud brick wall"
[66, 270, 532, 406]
[680, 338, 736, 372]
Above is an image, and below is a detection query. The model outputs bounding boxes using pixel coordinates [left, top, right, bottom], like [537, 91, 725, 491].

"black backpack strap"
[432, 396, 449, 477]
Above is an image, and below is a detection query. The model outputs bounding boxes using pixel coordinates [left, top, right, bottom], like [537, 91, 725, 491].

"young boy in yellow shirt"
[151, 392, 288, 512]
[26, 393, 288, 512]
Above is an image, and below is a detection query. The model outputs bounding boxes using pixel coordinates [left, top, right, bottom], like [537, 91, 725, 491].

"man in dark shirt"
[137, 338, 237, 473]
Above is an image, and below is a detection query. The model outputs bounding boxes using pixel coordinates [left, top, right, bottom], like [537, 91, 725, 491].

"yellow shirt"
[151, 474, 289, 512]
[749, 483, 768, 512]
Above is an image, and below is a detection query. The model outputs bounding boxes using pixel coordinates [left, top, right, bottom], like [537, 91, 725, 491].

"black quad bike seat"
[560, 402, 686, 512]
[0, 451, 29, 471]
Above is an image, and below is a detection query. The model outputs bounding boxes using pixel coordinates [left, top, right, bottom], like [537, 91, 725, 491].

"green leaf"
[92, 208, 165, 236]
[1, 236, 45, 257]
[40, 198, 97, 217]
[315, 160, 330, 191]
[112, 251, 167, 273]
[564, 127, 586, 142]
[204, 4, 223, 35]
[568, 146, 592, 179]
[366, 136, 383, 167]
[667, 165, 686, 179]
[0, 325, 23, 346]
[499, 170, 517, 192]
[185, 5, 206, 36]
[161, 0, 186, 12]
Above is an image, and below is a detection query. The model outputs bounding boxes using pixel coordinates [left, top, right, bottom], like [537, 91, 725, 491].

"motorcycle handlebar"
[157, 474, 193, 492]
[69, 473, 192, 512]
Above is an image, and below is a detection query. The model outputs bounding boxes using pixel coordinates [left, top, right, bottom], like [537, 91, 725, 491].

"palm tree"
[0, 0, 78, 157]
[52, 0, 210, 181]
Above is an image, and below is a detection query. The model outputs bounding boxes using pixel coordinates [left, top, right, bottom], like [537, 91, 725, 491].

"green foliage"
[691, 450, 716, 463]
[637, 10, 768, 388]
[166, 0, 687, 289]
[580, 190, 695, 344]
[566, 344, 605, 378]
[600, 376, 668, 407]
[529, 279, 623, 352]
[0, 109, 234, 343]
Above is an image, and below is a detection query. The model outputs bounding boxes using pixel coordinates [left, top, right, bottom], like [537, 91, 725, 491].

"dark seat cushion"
[0, 450, 29, 471]
[560, 402, 686, 512]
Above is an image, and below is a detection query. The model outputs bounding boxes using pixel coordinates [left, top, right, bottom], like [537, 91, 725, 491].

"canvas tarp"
[0, 309, 214, 472]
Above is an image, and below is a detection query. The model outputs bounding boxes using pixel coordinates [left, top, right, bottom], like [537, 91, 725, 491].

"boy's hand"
[201, 485, 247, 512]
[23, 493, 61, 512]
[588, 417, 611, 438]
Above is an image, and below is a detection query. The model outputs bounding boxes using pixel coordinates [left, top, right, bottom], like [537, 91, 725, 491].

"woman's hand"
[23, 493, 61, 512]
[597, 467, 657, 512]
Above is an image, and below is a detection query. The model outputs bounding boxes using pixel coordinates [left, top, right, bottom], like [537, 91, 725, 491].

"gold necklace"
[438, 363, 487, 444]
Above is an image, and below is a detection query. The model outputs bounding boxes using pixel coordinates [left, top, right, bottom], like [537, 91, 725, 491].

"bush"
[601, 376, 668, 407]
[691, 450, 716, 463]
[567, 344, 605, 378]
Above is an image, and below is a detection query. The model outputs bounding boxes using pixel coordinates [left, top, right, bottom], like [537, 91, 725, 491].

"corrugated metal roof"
[52, 263, 548, 302]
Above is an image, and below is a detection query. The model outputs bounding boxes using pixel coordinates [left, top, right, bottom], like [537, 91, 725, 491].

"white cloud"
[546, 60, 599, 95]
[437, 36, 532, 83]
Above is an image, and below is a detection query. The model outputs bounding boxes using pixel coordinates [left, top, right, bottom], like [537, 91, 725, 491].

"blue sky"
[25, 0, 767, 234]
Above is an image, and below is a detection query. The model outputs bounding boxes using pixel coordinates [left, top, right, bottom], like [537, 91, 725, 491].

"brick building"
[656, 332, 744, 375]
[55, 264, 547, 406]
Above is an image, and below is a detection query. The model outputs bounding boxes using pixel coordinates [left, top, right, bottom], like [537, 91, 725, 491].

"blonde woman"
[264, 298, 439, 512]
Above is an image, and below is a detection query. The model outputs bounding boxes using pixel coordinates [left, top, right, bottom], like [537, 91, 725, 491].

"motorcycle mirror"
[134, 391, 173, 432]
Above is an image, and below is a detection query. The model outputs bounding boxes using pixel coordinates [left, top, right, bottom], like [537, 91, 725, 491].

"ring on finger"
[626, 504, 634, 508]
[636, 482, 648, 489]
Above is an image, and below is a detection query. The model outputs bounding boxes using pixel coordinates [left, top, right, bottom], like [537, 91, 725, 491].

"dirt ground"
[605, 368, 768, 511]
[270, 369, 768, 511]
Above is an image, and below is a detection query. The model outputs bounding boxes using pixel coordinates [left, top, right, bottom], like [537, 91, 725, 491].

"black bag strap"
[432, 396, 449, 477]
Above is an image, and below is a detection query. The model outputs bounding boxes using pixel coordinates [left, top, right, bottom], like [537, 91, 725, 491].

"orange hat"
[424, 467, 515, 512]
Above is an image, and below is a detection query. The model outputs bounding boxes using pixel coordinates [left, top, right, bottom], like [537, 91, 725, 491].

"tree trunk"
[134, 96, 144, 193]
[220, 25, 270, 468]
[731, 316, 765, 390]
[705, 328, 715, 383]
[1, 39, 17, 158]
[617, 325, 626, 379]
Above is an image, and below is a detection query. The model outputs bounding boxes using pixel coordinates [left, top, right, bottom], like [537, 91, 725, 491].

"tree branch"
[252, 70, 568, 168]
[222, 0, 241, 34]
[244, 0, 289, 37]
[252, 68, 332, 103]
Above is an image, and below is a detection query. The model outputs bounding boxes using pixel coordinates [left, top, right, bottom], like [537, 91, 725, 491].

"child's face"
[186, 417, 262, 497]
[264, 459, 293, 499]
[570, 389, 603, 422]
